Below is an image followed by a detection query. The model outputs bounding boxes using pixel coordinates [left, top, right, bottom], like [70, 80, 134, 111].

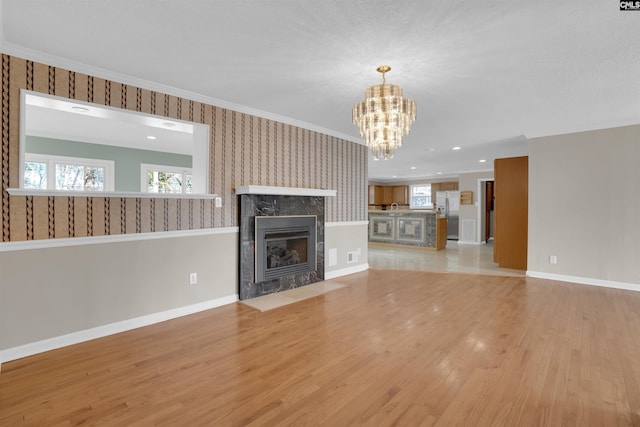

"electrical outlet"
[549, 255, 557, 265]
[347, 251, 358, 263]
[189, 272, 198, 285]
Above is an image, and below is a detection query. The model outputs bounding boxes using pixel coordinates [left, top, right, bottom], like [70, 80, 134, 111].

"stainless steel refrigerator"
[435, 191, 460, 240]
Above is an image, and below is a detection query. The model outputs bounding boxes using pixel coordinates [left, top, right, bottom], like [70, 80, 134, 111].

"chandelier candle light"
[352, 65, 417, 160]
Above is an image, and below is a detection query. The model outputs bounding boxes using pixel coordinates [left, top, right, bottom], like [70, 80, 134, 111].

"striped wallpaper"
[0, 54, 368, 242]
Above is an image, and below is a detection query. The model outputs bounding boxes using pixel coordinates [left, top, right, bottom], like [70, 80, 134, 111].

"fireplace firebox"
[255, 215, 316, 282]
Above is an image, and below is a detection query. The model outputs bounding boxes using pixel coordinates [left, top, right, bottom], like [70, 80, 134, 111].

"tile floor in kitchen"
[368, 240, 525, 277]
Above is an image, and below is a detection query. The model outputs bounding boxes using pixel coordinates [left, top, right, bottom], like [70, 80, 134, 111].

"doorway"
[484, 181, 495, 243]
[477, 178, 495, 244]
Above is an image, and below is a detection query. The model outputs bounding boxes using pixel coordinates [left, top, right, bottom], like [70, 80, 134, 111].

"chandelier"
[352, 65, 417, 160]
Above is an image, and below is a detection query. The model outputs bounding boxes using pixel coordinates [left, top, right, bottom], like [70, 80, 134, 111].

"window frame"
[409, 183, 432, 209]
[140, 163, 193, 194]
[24, 153, 115, 192]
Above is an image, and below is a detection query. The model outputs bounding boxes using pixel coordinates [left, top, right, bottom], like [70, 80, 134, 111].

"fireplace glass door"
[266, 232, 308, 269]
[255, 215, 316, 282]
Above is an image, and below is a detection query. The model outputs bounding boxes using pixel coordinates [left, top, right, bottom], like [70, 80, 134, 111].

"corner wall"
[528, 124, 640, 288]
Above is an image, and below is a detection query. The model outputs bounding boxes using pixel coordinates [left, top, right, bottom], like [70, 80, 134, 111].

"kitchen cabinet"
[368, 185, 409, 206]
[392, 185, 408, 205]
[460, 191, 473, 205]
[382, 186, 393, 205]
[431, 181, 459, 193]
[436, 217, 448, 250]
[368, 185, 384, 205]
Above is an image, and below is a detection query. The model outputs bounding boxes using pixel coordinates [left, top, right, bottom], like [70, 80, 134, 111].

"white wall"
[324, 222, 369, 279]
[528, 124, 640, 288]
[458, 171, 494, 244]
[0, 230, 238, 363]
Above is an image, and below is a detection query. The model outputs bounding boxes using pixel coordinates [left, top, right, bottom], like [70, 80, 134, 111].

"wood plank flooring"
[2, 269, 640, 426]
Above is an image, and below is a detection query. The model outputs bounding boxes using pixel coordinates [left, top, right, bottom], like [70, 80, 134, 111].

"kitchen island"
[368, 209, 447, 250]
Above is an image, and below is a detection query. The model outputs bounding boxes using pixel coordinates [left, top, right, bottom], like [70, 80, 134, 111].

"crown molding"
[0, 41, 362, 145]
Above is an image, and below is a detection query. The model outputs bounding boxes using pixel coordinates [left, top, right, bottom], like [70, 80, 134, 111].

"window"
[24, 154, 114, 191]
[141, 164, 193, 194]
[410, 184, 432, 208]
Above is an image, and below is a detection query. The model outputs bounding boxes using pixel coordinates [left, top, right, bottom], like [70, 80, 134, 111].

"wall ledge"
[526, 271, 640, 292]
[0, 227, 238, 252]
[0, 294, 238, 364]
[7, 188, 218, 199]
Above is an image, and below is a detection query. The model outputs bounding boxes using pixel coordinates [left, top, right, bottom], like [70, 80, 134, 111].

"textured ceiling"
[2, 0, 639, 181]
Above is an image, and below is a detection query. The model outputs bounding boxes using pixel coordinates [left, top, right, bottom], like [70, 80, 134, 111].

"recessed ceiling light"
[410, 166, 416, 170]
[479, 159, 487, 163]
[437, 172, 443, 175]
[452, 146, 461, 151]
[146, 136, 157, 140]
[162, 122, 176, 128]
[71, 106, 89, 113]
[392, 175, 398, 178]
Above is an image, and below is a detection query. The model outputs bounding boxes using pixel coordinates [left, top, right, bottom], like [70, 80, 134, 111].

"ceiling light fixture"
[452, 146, 461, 151]
[71, 106, 89, 113]
[353, 65, 416, 160]
[146, 136, 157, 140]
[479, 159, 487, 163]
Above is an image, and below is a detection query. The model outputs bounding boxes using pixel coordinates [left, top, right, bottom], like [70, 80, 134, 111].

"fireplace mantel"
[236, 185, 336, 197]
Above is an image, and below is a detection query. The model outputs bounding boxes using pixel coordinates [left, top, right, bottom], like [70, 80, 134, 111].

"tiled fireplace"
[237, 186, 336, 300]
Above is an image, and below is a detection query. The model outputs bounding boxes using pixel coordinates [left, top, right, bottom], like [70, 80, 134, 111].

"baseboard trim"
[0, 294, 238, 365]
[325, 263, 369, 280]
[526, 271, 640, 292]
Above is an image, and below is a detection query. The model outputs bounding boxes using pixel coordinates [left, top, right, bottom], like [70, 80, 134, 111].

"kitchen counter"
[368, 210, 447, 250]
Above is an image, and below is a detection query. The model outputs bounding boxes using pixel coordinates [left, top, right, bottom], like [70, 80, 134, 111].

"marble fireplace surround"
[237, 186, 337, 300]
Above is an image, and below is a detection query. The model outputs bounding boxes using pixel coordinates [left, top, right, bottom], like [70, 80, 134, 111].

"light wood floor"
[2, 269, 640, 426]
